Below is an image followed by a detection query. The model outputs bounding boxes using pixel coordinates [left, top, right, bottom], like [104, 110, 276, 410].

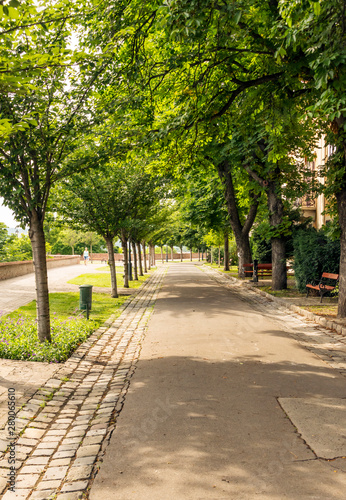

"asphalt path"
[0, 262, 109, 316]
[90, 262, 346, 500]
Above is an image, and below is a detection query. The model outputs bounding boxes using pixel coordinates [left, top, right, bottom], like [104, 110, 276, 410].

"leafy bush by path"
[0, 292, 128, 362]
[0, 315, 94, 363]
[293, 227, 340, 292]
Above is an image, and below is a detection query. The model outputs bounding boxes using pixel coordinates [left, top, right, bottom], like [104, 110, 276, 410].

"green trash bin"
[79, 285, 93, 319]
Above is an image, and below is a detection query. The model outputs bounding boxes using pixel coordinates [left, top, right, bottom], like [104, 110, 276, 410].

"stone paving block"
[22, 428, 45, 439]
[61, 480, 88, 492]
[27, 422, 48, 429]
[46, 429, 66, 436]
[45, 379, 61, 388]
[65, 430, 87, 439]
[36, 479, 62, 490]
[15, 472, 40, 487]
[73, 456, 95, 466]
[25, 457, 50, 466]
[52, 450, 75, 459]
[82, 435, 103, 446]
[42, 465, 69, 481]
[66, 465, 93, 481]
[58, 443, 80, 452]
[2, 488, 31, 499]
[61, 437, 81, 446]
[36, 442, 58, 450]
[30, 490, 55, 499]
[44, 435, 62, 443]
[32, 448, 55, 456]
[49, 458, 72, 467]
[20, 465, 45, 474]
[17, 437, 38, 447]
[0, 474, 8, 493]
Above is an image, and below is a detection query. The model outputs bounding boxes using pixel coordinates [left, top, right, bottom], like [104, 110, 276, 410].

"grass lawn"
[300, 304, 338, 319]
[204, 262, 240, 276]
[258, 284, 304, 298]
[68, 267, 151, 289]
[0, 292, 128, 363]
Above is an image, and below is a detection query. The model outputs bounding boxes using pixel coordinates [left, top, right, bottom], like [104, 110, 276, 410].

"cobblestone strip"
[0, 266, 166, 499]
[202, 265, 346, 377]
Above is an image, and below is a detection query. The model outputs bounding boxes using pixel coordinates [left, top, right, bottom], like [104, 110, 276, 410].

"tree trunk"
[147, 243, 151, 270]
[218, 245, 221, 267]
[121, 234, 129, 288]
[217, 160, 258, 279]
[198, 249, 200, 261]
[137, 242, 143, 276]
[151, 245, 156, 266]
[180, 246, 183, 262]
[132, 240, 138, 280]
[105, 237, 118, 298]
[171, 246, 174, 261]
[190, 248, 192, 261]
[142, 241, 148, 272]
[161, 245, 164, 263]
[72, 246, 74, 256]
[267, 181, 287, 290]
[29, 212, 51, 343]
[337, 187, 346, 317]
[211, 246, 213, 264]
[224, 231, 230, 271]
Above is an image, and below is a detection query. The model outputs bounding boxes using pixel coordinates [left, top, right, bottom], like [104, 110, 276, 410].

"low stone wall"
[90, 253, 124, 262]
[0, 256, 80, 281]
[89, 252, 203, 262]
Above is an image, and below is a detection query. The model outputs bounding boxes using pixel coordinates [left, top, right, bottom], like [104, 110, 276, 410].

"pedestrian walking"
[83, 247, 89, 265]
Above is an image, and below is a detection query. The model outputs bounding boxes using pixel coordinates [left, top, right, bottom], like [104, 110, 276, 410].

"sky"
[0, 199, 17, 228]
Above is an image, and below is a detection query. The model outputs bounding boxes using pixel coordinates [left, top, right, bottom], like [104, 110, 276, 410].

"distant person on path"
[83, 247, 89, 265]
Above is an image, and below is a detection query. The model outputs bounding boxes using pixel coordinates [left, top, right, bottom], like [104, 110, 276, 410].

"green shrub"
[0, 315, 94, 363]
[293, 227, 340, 292]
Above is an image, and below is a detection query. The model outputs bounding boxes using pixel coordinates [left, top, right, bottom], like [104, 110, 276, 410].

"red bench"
[306, 272, 339, 303]
[243, 263, 273, 278]
[243, 263, 294, 279]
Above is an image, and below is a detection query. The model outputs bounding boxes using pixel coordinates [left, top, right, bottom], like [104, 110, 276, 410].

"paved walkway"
[0, 263, 345, 499]
[0, 266, 165, 498]
[0, 263, 121, 434]
[90, 263, 346, 500]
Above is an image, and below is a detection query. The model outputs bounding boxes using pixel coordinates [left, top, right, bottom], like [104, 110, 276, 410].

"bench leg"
[306, 288, 310, 298]
[320, 291, 327, 303]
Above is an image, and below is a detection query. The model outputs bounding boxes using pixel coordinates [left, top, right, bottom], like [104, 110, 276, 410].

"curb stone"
[0, 266, 166, 499]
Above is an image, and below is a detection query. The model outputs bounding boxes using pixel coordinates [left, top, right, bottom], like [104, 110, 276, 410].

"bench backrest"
[321, 272, 339, 281]
[257, 263, 272, 269]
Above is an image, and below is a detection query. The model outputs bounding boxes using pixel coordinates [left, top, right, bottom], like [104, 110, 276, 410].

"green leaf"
[8, 7, 19, 19]
[234, 11, 242, 24]
[312, 2, 321, 16]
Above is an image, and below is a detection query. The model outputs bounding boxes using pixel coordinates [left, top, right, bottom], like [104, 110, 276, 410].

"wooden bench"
[243, 263, 272, 278]
[243, 263, 294, 279]
[306, 272, 339, 302]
